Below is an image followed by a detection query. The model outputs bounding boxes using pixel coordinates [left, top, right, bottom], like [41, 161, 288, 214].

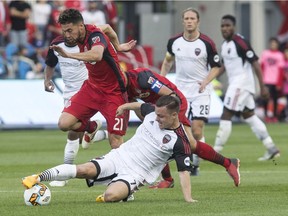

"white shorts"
[224, 87, 255, 112]
[86, 150, 143, 194]
[186, 95, 211, 122]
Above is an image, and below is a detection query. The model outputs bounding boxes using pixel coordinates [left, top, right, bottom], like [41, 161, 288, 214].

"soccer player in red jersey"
[50, 9, 136, 149]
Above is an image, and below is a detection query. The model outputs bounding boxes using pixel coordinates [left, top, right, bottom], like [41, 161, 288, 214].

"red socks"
[194, 141, 231, 169]
[161, 164, 173, 182]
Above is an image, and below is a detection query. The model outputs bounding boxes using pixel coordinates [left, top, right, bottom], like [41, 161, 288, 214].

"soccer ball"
[24, 183, 51, 206]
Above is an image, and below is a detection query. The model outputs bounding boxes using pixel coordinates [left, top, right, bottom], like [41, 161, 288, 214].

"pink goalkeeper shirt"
[260, 50, 285, 85]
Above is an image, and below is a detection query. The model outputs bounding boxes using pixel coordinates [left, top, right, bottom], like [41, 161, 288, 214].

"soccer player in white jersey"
[213, 15, 280, 161]
[160, 8, 222, 179]
[22, 96, 240, 203]
[44, 24, 136, 187]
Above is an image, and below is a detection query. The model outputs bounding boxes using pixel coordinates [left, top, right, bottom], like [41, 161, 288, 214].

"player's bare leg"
[97, 181, 130, 202]
[108, 133, 124, 149]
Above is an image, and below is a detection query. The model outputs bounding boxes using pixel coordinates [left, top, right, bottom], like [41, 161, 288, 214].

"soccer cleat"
[22, 174, 39, 189]
[226, 158, 240, 187]
[149, 179, 174, 189]
[190, 165, 200, 176]
[49, 180, 68, 187]
[82, 120, 102, 149]
[122, 194, 135, 202]
[258, 147, 280, 161]
[96, 194, 105, 203]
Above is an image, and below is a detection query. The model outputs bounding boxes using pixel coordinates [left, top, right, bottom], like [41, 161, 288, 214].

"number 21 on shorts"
[113, 117, 124, 131]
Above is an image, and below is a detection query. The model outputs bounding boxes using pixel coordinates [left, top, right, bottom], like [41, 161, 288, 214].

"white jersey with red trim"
[115, 104, 192, 184]
[221, 34, 258, 94]
[167, 33, 221, 98]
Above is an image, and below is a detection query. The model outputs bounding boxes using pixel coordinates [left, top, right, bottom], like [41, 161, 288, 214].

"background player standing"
[213, 15, 280, 161]
[160, 7, 222, 180]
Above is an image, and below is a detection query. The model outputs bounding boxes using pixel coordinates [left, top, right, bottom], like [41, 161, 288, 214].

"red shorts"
[63, 81, 129, 135]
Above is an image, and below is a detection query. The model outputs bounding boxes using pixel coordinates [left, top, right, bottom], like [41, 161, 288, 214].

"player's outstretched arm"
[178, 171, 198, 203]
[99, 24, 136, 52]
[116, 102, 143, 116]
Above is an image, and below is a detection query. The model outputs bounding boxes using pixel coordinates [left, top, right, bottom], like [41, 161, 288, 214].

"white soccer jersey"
[45, 36, 88, 101]
[221, 34, 258, 94]
[167, 33, 221, 99]
[115, 104, 192, 184]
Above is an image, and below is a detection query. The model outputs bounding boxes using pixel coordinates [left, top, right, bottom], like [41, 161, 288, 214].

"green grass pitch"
[0, 123, 287, 216]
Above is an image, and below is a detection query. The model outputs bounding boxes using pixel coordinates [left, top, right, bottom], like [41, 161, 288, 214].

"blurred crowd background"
[0, 0, 288, 123]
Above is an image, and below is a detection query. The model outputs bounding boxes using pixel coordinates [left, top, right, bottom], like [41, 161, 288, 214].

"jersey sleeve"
[173, 126, 192, 172]
[234, 35, 259, 63]
[138, 70, 164, 94]
[202, 37, 221, 68]
[45, 46, 58, 68]
[167, 38, 175, 56]
[88, 31, 108, 49]
[140, 103, 155, 117]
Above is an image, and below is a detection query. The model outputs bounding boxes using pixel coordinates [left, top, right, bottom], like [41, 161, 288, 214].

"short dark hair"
[58, 9, 83, 25]
[269, 37, 279, 44]
[222, 14, 236, 25]
[156, 95, 180, 114]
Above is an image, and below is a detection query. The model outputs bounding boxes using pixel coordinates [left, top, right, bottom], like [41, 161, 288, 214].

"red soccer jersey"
[77, 24, 126, 94]
[126, 67, 190, 126]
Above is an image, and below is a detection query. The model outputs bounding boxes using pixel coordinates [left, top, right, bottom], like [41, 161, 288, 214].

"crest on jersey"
[162, 134, 171, 144]
[195, 48, 201, 56]
[147, 76, 155, 84]
[92, 36, 100, 43]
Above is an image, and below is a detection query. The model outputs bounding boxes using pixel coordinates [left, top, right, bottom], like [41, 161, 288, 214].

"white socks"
[40, 164, 77, 181]
[93, 130, 108, 142]
[214, 120, 232, 152]
[244, 115, 275, 149]
[64, 139, 80, 164]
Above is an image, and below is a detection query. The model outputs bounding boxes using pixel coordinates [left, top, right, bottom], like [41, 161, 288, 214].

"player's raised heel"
[227, 158, 240, 187]
[22, 174, 39, 189]
[82, 120, 102, 149]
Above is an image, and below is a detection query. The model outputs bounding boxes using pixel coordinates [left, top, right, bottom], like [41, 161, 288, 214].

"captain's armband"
[150, 79, 164, 93]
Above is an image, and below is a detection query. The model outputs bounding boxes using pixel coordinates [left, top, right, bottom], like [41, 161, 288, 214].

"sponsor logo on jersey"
[162, 134, 171, 144]
[92, 36, 100, 43]
[139, 92, 150, 98]
[195, 48, 201, 56]
[246, 50, 254, 58]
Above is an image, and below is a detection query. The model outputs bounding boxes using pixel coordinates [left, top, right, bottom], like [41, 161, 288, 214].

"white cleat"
[82, 120, 102, 149]
[258, 147, 280, 161]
